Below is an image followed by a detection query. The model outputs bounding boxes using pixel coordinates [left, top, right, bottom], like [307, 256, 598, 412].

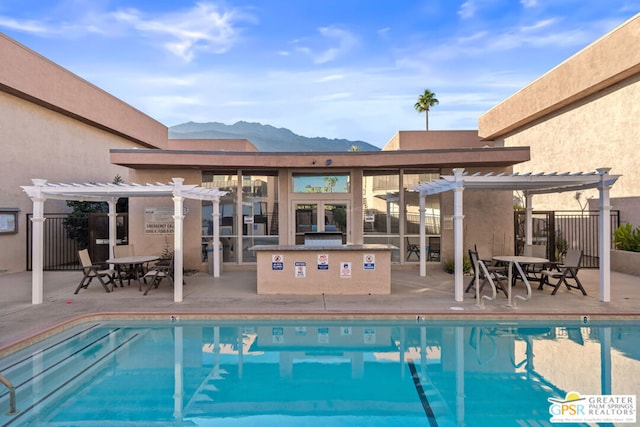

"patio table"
[492, 255, 548, 307]
[106, 255, 159, 290]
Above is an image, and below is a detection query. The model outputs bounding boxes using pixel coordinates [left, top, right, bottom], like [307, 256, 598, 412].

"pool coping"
[2, 310, 639, 359]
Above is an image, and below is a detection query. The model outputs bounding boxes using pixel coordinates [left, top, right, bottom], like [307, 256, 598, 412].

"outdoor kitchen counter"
[250, 244, 396, 295]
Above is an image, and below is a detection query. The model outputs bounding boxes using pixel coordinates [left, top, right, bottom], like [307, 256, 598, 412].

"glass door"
[295, 203, 317, 245]
[294, 202, 348, 245]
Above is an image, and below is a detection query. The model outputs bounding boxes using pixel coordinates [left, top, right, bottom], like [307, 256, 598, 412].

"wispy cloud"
[111, 2, 256, 62]
[296, 26, 358, 64]
[0, 17, 49, 33]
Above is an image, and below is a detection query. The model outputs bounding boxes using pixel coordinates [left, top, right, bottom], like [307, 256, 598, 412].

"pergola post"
[212, 200, 221, 277]
[29, 179, 47, 305]
[419, 194, 426, 277]
[525, 193, 533, 246]
[172, 178, 185, 303]
[452, 168, 465, 302]
[597, 168, 612, 302]
[107, 198, 117, 263]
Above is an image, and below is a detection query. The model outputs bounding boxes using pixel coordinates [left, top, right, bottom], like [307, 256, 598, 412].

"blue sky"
[1, 1, 638, 147]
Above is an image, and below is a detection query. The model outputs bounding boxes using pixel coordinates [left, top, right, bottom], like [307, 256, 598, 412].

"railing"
[514, 210, 620, 267]
[0, 374, 17, 415]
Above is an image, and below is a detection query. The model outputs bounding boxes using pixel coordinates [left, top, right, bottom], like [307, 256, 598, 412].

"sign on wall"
[144, 206, 188, 234]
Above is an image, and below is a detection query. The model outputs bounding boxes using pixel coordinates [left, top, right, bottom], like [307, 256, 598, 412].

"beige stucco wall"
[0, 92, 143, 273]
[168, 138, 258, 152]
[382, 130, 485, 151]
[479, 14, 640, 211]
[127, 169, 205, 271]
[487, 73, 639, 210]
[439, 167, 515, 264]
[0, 33, 167, 148]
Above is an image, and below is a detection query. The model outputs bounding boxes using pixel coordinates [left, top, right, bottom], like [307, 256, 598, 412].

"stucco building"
[2, 13, 638, 275]
[479, 13, 640, 227]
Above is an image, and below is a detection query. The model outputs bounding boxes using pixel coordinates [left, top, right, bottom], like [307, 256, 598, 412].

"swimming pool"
[0, 318, 638, 426]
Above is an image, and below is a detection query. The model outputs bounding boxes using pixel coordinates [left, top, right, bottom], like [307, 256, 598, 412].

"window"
[293, 174, 350, 193]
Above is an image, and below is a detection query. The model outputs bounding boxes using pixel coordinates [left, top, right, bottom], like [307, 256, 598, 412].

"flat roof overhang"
[110, 146, 530, 170]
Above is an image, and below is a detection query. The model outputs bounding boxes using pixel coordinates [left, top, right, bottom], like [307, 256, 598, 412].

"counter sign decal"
[272, 254, 283, 270]
[295, 261, 306, 278]
[340, 262, 352, 278]
[317, 254, 329, 270]
[363, 254, 375, 270]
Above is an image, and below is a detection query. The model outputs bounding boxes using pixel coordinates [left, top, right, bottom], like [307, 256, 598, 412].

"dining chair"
[538, 248, 586, 295]
[143, 255, 175, 295]
[466, 248, 508, 297]
[406, 237, 420, 260]
[74, 249, 116, 294]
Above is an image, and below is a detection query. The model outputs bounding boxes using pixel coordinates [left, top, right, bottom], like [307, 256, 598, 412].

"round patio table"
[106, 255, 159, 290]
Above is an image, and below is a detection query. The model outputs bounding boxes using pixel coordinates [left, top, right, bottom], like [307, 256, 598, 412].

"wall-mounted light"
[326, 159, 332, 166]
[312, 160, 317, 165]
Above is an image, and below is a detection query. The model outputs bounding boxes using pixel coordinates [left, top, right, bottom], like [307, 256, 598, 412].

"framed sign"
[0, 208, 19, 234]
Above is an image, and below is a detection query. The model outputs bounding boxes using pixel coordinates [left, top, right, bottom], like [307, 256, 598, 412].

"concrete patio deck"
[1, 265, 638, 352]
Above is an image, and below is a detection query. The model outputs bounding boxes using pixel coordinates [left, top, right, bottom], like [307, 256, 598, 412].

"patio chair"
[538, 248, 586, 295]
[406, 237, 420, 261]
[112, 244, 136, 286]
[74, 249, 117, 294]
[143, 255, 175, 295]
[113, 244, 135, 258]
[466, 248, 508, 297]
[522, 244, 548, 283]
[428, 236, 441, 261]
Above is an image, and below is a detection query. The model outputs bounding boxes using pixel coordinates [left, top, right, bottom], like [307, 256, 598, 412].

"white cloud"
[0, 16, 49, 33]
[111, 3, 255, 62]
[458, 1, 478, 19]
[296, 26, 358, 64]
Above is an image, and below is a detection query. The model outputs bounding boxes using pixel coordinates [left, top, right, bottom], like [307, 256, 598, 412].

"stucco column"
[419, 194, 426, 276]
[172, 178, 185, 303]
[213, 199, 221, 277]
[29, 179, 47, 305]
[452, 168, 465, 302]
[597, 168, 612, 302]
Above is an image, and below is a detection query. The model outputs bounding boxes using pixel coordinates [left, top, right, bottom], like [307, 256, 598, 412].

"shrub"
[614, 223, 640, 252]
[444, 256, 471, 274]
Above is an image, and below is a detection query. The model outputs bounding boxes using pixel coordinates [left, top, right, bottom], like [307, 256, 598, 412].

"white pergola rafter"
[413, 168, 620, 304]
[22, 178, 227, 304]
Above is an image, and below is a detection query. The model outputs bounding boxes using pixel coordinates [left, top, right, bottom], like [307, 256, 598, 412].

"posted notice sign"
[363, 253, 375, 270]
[295, 261, 306, 278]
[340, 262, 352, 278]
[317, 253, 329, 270]
[272, 254, 283, 270]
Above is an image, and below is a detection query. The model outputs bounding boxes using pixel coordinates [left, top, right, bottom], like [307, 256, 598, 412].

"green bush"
[444, 256, 471, 274]
[614, 223, 640, 252]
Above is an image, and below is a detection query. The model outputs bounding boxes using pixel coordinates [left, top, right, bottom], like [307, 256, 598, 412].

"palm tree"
[414, 89, 439, 130]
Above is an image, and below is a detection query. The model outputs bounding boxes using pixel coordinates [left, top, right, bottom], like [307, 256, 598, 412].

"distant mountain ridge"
[169, 121, 380, 152]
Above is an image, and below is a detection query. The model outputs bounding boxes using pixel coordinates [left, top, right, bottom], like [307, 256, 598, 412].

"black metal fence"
[26, 213, 128, 271]
[514, 210, 620, 268]
[26, 213, 83, 271]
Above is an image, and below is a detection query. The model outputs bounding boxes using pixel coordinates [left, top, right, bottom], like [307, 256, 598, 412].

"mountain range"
[169, 121, 380, 152]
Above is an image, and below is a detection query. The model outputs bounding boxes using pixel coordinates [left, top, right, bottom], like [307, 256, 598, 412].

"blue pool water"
[0, 319, 638, 426]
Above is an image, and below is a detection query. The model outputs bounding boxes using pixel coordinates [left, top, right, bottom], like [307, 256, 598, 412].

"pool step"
[0, 325, 142, 425]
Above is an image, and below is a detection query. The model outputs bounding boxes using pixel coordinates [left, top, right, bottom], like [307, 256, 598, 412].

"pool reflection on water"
[0, 319, 638, 426]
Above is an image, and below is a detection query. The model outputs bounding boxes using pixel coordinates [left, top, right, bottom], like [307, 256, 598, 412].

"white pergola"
[414, 168, 620, 303]
[22, 178, 227, 304]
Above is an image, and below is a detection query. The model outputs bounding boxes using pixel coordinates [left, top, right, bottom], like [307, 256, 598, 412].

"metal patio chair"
[538, 248, 587, 295]
[74, 249, 117, 294]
